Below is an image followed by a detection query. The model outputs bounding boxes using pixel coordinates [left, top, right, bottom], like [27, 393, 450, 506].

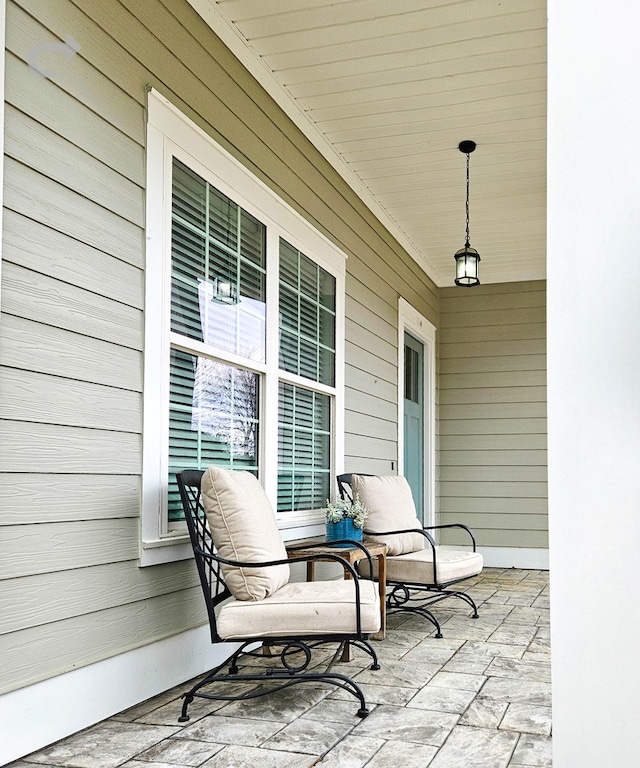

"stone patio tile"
[522, 651, 551, 664]
[401, 642, 460, 666]
[22, 722, 180, 768]
[122, 762, 193, 768]
[486, 594, 510, 604]
[488, 625, 537, 646]
[213, 684, 329, 722]
[486, 657, 551, 683]
[531, 596, 550, 609]
[174, 715, 285, 746]
[311, 735, 384, 767]
[500, 704, 552, 736]
[459, 697, 509, 729]
[406, 684, 477, 714]
[353, 704, 458, 747]
[354, 659, 440, 687]
[262, 718, 354, 756]
[113, 687, 186, 722]
[457, 642, 526, 660]
[364, 739, 438, 767]
[133, 736, 223, 765]
[480, 678, 552, 708]
[427, 725, 518, 768]
[504, 595, 538, 607]
[469, 589, 499, 602]
[200, 744, 314, 767]
[502, 607, 541, 624]
[373, 630, 428, 659]
[528, 635, 551, 654]
[301, 698, 373, 724]
[431, 617, 497, 642]
[8, 764, 59, 768]
[442, 656, 491, 675]
[329, 681, 418, 706]
[133, 693, 229, 726]
[476, 604, 515, 620]
[510, 734, 553, 766]
[429, 670, 487, 692]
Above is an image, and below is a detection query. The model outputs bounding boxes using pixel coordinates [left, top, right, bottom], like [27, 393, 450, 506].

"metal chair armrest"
[422, 523, 477, 551]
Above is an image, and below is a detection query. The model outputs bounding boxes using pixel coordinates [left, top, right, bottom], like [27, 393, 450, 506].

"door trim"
[398, 298, 436, 526]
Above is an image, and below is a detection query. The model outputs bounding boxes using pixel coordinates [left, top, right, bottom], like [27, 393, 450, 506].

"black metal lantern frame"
[454, 140, 480, 287]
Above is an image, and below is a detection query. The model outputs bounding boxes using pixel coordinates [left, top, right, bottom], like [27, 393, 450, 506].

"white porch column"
[547, 1, 640, 765]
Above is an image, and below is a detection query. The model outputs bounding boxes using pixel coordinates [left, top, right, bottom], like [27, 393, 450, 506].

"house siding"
[0, 0, 438, 694]
[438, 280, 548, 550]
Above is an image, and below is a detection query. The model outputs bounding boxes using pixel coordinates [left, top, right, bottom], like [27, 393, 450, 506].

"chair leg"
[386, 585, 443, 637]
[422, 588, 480, 619]
[446, 589, 479, 618]
[178, 638, 376, 722]
[386, 583, 480, 634]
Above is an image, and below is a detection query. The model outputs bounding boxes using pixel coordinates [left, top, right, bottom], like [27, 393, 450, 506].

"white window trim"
[0, 0, 6, 309]
[141, 89, 345, 565]
[397, 298, 436, 527]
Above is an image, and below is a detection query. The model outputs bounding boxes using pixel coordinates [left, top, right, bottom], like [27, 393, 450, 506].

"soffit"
[189, 0, 547, 286]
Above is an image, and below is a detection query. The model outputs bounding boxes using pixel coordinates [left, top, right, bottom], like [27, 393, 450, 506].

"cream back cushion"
[201, 466, 290, 601]
[352, 474, 425, 556]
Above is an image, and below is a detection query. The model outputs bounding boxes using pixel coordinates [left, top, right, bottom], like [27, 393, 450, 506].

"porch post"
[547, 1, 640, 765]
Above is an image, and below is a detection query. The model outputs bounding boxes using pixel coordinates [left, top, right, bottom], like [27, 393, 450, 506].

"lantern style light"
[454, 140, 481, 287]
[211, 276, 239, 304]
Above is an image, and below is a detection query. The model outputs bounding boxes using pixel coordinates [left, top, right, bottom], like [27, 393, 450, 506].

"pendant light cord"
[465, 151, 471, 248]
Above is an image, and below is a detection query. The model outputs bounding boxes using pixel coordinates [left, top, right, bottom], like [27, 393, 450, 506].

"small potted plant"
[324, 493, 369, 547]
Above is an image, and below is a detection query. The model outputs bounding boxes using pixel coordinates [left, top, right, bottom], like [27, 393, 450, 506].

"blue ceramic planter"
[325, 518, 363, 547]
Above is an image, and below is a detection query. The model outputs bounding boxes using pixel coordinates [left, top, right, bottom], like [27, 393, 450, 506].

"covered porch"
[1, 0, 639, 766]
[9, 569, 550, 768]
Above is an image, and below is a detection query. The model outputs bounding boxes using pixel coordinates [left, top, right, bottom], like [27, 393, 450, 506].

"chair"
[337, 473, 483, 638]
[176, 467, 381, 721]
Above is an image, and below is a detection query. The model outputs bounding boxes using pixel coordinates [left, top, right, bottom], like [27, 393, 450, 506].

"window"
[141, 91, 345, 564]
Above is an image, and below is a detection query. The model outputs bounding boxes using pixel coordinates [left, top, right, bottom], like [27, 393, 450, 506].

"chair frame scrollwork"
[337, 473, 480, 638]
[177, 470, 380, 721]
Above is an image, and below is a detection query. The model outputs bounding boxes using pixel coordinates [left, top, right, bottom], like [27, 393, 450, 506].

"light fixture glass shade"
[211, 276, 239, 304]
[454, 245, 481, 287]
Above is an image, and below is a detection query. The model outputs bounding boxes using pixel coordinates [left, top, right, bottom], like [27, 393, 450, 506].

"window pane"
[278, 239, 336, 386]
[209, 186, 237, 250]
[172, 160, 206, 230]
[168, 349, 259, 521]
[171, 158, 266, 363]
[277, 382, 331, 513]
[279, 239, 298, 289]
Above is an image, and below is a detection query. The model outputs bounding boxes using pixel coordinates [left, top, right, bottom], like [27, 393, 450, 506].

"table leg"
[372, 552, 386, 640]
[340, 553, 356, 662]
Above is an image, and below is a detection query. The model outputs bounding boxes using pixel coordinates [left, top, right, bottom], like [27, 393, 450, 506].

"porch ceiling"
[190, 0, 547, 287]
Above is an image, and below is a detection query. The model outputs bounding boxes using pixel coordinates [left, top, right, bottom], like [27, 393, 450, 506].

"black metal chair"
[176, 467, 381, 721]
[337, 472, 483, 638]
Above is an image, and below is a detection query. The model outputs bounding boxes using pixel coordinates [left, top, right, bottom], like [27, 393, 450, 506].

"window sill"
[139, 533, 192, 567]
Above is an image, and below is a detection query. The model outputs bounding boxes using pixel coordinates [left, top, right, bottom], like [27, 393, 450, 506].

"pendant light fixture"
[454, 140, 480, 287]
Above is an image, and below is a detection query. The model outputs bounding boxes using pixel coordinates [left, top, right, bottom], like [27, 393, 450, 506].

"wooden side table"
[285, 538, 387, 647]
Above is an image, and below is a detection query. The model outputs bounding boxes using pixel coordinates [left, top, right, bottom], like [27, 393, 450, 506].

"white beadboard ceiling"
[188, 0, 547, 287]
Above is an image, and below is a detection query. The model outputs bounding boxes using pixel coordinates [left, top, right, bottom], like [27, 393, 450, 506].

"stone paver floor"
[10, 568, 551, 768]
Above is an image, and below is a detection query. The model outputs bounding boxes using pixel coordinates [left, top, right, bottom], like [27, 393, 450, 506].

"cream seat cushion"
[201, 466, 290, 601]
[217, 579, 381, 640]
[384, 548, 483, 585]
[357, 548, 483, 585]
[352, 474, 425, 555]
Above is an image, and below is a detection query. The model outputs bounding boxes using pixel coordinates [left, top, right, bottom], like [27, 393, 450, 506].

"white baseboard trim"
[439, 545, 549, 570]
[480, 546, 549, 569]
[0, 625, 237, 766]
